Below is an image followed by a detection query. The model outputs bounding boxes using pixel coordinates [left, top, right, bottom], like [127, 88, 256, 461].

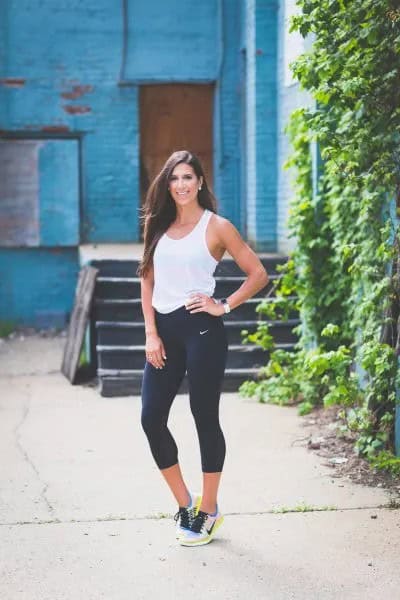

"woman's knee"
[141, 407, 163, 437]
[189, 400, 219, 426]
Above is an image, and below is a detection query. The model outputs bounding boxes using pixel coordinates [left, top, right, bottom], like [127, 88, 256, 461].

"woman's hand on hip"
[145, 333, 167, 369]
[185, 293, 225, 316]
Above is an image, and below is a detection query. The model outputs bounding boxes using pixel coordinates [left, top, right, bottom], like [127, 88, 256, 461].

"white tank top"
[152, 209, 219, 314]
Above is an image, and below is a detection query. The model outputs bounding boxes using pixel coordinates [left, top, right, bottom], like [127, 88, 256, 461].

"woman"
[138, 150, 268, 547]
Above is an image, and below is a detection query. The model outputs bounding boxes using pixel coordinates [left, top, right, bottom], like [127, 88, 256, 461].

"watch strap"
[221, 298, 231, 314]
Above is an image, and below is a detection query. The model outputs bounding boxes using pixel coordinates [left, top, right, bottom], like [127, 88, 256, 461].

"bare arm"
[187, 218, 269, 316]
[218, 219, 269, 310]
[140, 265, 166, 368]
[140, 265, 158, 335]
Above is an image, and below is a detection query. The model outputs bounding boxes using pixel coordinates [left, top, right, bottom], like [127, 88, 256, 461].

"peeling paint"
[62, 105, 91, 115]
[61, 85, 93, 100]
[0, 78, 26, 87]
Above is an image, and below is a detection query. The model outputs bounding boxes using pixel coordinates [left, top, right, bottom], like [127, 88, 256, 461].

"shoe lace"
[190, 510, 208, 534]
[174, 505, 195, 529]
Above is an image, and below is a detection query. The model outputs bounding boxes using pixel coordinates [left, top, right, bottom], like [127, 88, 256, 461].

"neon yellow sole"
[179, 515, 224, 546]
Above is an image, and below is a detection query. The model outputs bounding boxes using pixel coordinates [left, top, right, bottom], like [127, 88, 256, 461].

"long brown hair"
[137, 150, 217, 278]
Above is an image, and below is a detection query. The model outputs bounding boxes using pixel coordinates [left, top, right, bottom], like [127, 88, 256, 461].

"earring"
[198, 186, 202, 191]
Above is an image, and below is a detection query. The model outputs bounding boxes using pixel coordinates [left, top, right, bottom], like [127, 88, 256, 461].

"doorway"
[139, 84, 214, 217]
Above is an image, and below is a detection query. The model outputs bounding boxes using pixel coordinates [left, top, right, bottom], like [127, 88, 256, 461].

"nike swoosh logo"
[200, 330, 209, 335]
[206, 520, 216, 535]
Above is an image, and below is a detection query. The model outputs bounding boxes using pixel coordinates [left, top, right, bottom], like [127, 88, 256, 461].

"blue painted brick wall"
[0, 0, 138, 243]
[213, 0, 243, 231]
[124, 0, 219, 82]
[0, 0, 281, 326]
[0, 0, 244, 241]
[0, 248, 79, 327]
[244, 0, 278, 251]
[255, 0, 278, 251]
[245, 0, 257, 245]
[39, 140, 80, 246]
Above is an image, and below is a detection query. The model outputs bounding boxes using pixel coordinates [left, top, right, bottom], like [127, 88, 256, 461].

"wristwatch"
[220, 298, 231, 314]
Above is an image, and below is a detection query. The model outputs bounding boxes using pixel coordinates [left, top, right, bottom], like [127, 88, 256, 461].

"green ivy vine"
[240, 0, 400, 470]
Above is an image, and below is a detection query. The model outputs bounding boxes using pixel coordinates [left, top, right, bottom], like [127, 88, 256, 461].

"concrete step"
[96, 342, 295, 371]
[95, 319, 300, 346]
[93, 297, 298, 323]
[214, 257, 287, 277]
[90, 256, 289, 278]
[90, 254, 297, 397]
[98, 367, 267, 397]
[94, 274, 282, 300]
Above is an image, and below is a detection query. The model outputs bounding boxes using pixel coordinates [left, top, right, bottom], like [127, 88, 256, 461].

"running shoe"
[174, 492, 202, 539]
[179, 506, 224, 546]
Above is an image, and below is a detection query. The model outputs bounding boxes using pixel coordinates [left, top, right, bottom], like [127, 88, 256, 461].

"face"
[168, 163, 203, 207]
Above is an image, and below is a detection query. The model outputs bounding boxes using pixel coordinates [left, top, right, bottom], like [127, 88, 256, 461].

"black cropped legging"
[141, 305, 228, 473]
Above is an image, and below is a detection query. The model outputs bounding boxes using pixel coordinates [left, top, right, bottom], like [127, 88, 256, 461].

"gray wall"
[277, 0, 313, 254]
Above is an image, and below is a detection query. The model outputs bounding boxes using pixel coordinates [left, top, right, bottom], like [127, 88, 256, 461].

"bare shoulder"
[208, 211, 266, 277]
[208, 212, 245, 258]
[209, 213, 240, 240]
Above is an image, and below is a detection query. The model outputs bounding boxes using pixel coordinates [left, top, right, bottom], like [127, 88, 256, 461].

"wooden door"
[140, 84, 214, 211]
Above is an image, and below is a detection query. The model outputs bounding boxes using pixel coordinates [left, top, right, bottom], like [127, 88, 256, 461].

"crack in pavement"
[1, 503, 398, 527]
[14, 391, 56, 518]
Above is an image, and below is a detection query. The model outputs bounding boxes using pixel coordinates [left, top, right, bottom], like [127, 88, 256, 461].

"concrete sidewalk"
[1, 336, 399, 599]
